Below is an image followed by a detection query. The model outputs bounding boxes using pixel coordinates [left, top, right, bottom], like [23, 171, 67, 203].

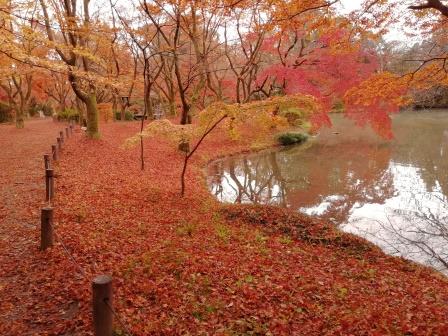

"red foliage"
[257, 28, 386, 134]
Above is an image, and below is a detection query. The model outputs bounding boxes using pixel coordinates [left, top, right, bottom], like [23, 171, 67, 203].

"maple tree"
[0, 2, 47, 128]
[127, 94, 320, 195]
[0, 0, 412, 137]
[38, 0, 104, 137]
[342, 0, 448, 132]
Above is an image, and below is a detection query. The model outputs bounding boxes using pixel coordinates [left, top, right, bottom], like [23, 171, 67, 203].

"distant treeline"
[412, 86, 448, 109]
[0, 101, 54, 123]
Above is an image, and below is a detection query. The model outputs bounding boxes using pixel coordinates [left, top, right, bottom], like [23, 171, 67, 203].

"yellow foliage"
[124, 119, 194, 148]
[125, 94, 320, 148]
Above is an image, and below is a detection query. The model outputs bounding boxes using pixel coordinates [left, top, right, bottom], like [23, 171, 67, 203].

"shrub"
[28, 103, 54, 117]
[57, 108, 79, 122]
[124, 111, 134, 121]
[42, 104, 54, 116]
[0, 102, 12, 123]
[277, 132, 308, 146]
[115, 111, 134, 121]
[28, 104, 38, 117]
[279, 107, 308, 127]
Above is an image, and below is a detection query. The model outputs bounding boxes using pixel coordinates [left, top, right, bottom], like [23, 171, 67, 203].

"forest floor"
[1, 119, 448, 335]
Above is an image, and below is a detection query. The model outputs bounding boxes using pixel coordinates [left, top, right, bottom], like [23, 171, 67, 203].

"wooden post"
[57, 137, 62, 151]
[60, 131, 64, 144]
[40, 207, 53, 250]
[44, 154, 50, 170]
[52, 144, 58, 161]
[92, 275, 113, 336]
[65, 127, 69, 138]
[45, 168, 54, 201]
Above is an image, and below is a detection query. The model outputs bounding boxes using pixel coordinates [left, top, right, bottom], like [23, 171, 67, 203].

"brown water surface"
[207, 110, 448, 272]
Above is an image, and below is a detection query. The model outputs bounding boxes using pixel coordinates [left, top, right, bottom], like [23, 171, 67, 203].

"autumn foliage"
[2, 120, 448, 335]
[2, 0, 448, 335]
[0, 0, 428, 137]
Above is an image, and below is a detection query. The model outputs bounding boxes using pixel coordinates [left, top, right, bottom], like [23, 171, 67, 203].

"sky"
[338, 0, 363, 13]
[338, 0, 416, 43]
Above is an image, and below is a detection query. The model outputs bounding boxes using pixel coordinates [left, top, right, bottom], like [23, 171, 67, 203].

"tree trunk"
[112, 95, 118, 121]
[180, 104, 190, 125]
[120, 103, 126, 121]
[168, 89, 176, 116]
[168, 102, 177, 116]
[15, 107, 24, 129]
[59, 102, 66, 113]
[85, 93, 99, 138]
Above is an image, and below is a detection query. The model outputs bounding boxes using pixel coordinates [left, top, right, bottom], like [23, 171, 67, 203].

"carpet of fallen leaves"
[2, 119, 448, 335]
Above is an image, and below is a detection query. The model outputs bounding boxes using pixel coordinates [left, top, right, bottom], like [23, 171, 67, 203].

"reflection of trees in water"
[209, 151, 289, 206]
[374, 114, 448, 271]
[352, 190, 448, 273]
[345, 113, 448, 272]
[387, 195, 448, 272]
[285, 143, 394, 223]
[208, 142, 394, 224]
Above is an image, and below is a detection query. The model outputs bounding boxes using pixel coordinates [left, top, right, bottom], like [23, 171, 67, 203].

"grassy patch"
[215, 223, 231, 242]
[176, 221, 197, 237]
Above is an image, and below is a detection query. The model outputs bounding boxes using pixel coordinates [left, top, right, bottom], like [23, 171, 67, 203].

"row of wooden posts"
[40, 123, 115, 336]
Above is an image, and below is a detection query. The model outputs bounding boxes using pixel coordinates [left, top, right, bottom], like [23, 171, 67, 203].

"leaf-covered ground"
[1, 119, 448, 335]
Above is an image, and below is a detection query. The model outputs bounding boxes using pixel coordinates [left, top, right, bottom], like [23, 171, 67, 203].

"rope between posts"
[42, 125, 134, 335]
[55, 226, 134, 334]
[53, 231, 88, 279]
[104, 298, 134, 336]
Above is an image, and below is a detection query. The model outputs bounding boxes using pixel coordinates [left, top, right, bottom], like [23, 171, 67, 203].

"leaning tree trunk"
[85, 93, 99, 138]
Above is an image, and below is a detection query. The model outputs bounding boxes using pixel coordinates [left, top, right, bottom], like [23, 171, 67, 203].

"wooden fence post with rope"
[44, 154, 50, 170]
[45, 168, 54, 202]
[52, 144, 58, 161]
[40, 207, 53, 250]
[92, 275, 113, 336]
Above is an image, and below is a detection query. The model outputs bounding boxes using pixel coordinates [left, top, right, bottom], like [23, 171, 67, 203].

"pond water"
[206, 110, 448, 273]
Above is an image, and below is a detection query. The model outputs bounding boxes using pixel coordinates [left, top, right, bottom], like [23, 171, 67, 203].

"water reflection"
[207, 111, 448, 272]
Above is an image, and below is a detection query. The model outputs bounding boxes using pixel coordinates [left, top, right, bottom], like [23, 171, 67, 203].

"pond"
[206, 110, 448, 273]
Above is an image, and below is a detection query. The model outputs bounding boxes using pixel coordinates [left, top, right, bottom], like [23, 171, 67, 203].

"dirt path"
[0, 119, 66, 335]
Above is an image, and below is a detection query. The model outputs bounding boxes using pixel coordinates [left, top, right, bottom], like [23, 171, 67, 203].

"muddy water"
[206, 110, 448, 272]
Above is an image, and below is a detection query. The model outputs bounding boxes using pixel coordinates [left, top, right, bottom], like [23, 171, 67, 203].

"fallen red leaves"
[1, 119, 448, 335]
